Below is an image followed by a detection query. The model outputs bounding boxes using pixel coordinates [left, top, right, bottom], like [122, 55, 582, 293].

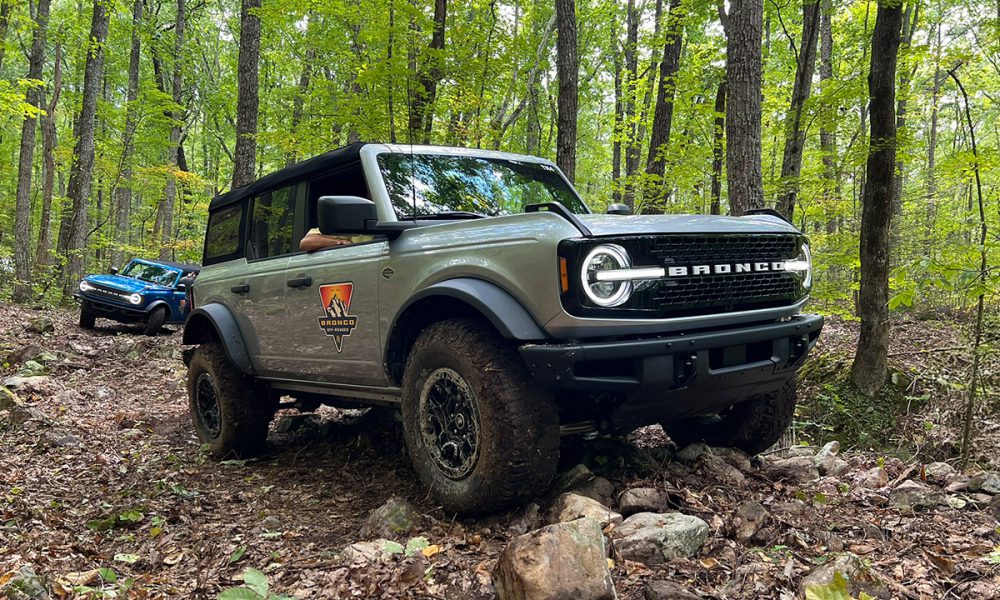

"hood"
[576, 213, 799, 237]
[85, 274, 152, 294]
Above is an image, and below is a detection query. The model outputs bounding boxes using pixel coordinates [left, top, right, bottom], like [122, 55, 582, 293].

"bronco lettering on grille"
[665, 262, 787, 277]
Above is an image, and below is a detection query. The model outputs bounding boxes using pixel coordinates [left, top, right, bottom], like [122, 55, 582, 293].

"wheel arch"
[182, 303, 253, 375]
[145, 299, 172, 319]
[383, 278, 547, 385]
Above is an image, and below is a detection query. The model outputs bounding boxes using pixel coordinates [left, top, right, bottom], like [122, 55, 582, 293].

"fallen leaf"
[421, 544, 441, 558]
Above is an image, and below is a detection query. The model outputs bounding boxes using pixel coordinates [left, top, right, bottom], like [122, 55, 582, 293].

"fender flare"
[144, 299, 172, 318]
[182, 303, 253, 375]
[394, 278, 548, 341]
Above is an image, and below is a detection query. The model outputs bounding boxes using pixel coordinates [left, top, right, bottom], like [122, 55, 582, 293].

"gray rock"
[618, 487, 667, 516]
[550, 493, 622, 529]
[889, 480, 940, 510]
[945, 476, 970, 493]
[26, 317, 54, 334]
[0, 565, 49, 599]
[15, 360, 50, 377]
[711, 447, 753, 472]
[814, 441, 845, 476]
[508, 502, 541, 536]
[784, 445, 816, 458]
[5, 344, 43, 365]
[924, 462, 956, 482]
[799, 553, 865, 598]
[572, 476, 615, 507]
[494, 517, 615, 600]
[857, 467, 889, 489]
[968, 471, 1000, 495]
[675, 443, 710, 463]
[732, 500, 768, 542]
[766, 457, 819, 484]
[2, 376, 51, 391]
[814, 441, 840, 463]
[988, 495, 1000, 520]
[261, 515, 282, 531]
[700, 454, 746, 485]
[611, 512, 709, 564]
[556, 464, 596, 492]
[643, 580, 701, 600]
[338, 539, 399, 564]
[361, 496, 421, 539]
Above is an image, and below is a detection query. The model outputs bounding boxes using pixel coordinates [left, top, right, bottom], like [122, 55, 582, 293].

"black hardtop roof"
[209, 143, 366, 211]
[131, 258, 201, 273]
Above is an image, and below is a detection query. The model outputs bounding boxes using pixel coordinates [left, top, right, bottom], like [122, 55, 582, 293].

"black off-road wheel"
[79, 303, 96, 329]
[143, 306, 168, 335]
[402, 318, 560, 515]
[187, 343, 275, 458]
[661, 380, 797, 455]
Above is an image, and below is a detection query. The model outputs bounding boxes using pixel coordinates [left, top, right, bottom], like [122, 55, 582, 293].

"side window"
[306, 163, 370, 228]
[248, 185, 296, 260]
[204, 203, 245, 264]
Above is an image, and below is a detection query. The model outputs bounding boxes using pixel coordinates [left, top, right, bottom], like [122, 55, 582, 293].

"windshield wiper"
[401, 210, 489, 220]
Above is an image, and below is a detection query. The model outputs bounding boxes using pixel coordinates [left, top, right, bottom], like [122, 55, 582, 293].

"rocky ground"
[0, 304, 998, 599]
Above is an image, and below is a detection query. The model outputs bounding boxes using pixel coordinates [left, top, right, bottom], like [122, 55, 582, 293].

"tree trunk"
[59, 0, 108, 296]
[721, 0, 764, 216]
[407, 0, 447, 144]
[158, 0, 185, 260]
[645, 0, 685, 198]
[13, 0, 52, 302]
[710, 79, 726, 215]
[775, 0, 820, 220]
[35, 43, 61, 273]
[0, 1, 11, 72]
[890, 3, 918, 254]
[611, 39, 623, 203]
[621, 0, 640, 208]
[850, 0, 903, 397]
[288, 11, 317, 165]
[555, 0, 578, 182]
[925, 18, 942, 248]
[111, 0, 143, 270]
[232, 0, 261, 188]
[819, 0, 839, 233]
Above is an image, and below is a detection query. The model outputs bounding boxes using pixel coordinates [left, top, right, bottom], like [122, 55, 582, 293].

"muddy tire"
[79, 304, 96, 329]
[143, 306, 168, 335]
[187, 343, 274, 458]
[661, 380, 797, 455]
[402, 318, 559, 515]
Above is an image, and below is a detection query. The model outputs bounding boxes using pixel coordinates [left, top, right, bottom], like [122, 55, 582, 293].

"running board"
[261, 378, 402, 406]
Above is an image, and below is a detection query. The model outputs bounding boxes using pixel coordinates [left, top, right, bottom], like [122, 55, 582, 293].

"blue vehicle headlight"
[127, 293, 143, 305]
[79, 280, 94, 292]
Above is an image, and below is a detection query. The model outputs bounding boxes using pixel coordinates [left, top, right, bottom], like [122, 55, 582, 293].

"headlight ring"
[581, 244, 634, 307]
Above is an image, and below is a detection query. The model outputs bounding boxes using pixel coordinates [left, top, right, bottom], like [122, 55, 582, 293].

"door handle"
[287, 276, 313, 289]
[230, 283, 250, 294]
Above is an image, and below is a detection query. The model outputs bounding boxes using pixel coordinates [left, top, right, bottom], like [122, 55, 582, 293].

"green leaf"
[804, 572, 853, 600]
[381, 540, 405, 555]
[98, 568, 117, 583]
[118, 509, 144, 524]
[230, 545, 248, 564]
[218, 587, 263, 600]
[114, 553, 141, 564]
[86, 516, 118, 531]
[242, 568, 269, 597]
[405, 537, 430, 556]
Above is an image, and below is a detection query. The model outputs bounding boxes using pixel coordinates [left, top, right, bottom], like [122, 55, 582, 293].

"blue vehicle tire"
[143, 306, 168, 335]
[79, 303, 96, 329]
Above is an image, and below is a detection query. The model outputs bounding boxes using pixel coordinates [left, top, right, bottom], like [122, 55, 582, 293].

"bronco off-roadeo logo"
[317, 283, 358, 352]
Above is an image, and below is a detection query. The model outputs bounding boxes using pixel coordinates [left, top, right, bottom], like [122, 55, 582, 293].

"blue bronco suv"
[75, 258, 200, 335]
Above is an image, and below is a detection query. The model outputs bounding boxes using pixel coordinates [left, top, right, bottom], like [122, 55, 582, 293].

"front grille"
[645, 234, 798, 265]
[86, 284, 136, 305]
[561, 233, 806, 319]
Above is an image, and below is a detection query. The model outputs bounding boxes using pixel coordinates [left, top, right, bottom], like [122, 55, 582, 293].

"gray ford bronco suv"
[183, 143, 822, 514]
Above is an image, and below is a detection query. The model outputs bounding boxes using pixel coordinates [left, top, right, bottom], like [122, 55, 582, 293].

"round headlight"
[783, 241, 812, 291]
[128, 293, 143, 305]
[79, 280, 94, 292]
[581, 244, 634, 307]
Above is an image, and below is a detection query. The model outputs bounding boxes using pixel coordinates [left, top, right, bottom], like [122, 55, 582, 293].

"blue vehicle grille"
[85, 284, 137, 305]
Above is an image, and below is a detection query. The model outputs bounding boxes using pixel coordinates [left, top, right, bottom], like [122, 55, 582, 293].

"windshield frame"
[121, 260, 182, 288]
[368, 147, 591, 221]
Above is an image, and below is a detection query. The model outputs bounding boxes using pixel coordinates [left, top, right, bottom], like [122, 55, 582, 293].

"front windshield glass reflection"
[122, 261, 180, 287]
[378, 153, 589, 219]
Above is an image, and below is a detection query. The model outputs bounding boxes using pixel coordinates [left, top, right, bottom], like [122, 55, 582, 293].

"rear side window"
[204, 203, 245, 264]
[248, 185, 296, 260]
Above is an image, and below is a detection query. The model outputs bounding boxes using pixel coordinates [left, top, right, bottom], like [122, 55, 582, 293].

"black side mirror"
[318, 196, 378, 235]
[110, 267, 119, 275]
[607, 203, 632, 215]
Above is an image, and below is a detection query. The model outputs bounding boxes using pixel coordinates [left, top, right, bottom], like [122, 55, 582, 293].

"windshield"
[122, 261, 180, 287]
[378, 153, 589, 219]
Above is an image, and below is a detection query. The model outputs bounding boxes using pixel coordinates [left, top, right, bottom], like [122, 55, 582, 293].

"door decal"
[317, 283, 359, 352]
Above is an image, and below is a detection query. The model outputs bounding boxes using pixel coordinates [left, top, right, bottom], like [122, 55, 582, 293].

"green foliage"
[218, 568, 292, 600]
[804, 572, 875, 600]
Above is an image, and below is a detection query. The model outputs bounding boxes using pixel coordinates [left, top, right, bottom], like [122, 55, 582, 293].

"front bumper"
[520, 314, 823, 429]
[74, 293, 150, 322]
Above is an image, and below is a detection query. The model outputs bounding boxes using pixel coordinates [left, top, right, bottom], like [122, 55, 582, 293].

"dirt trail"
[1, 305, 998, 599]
